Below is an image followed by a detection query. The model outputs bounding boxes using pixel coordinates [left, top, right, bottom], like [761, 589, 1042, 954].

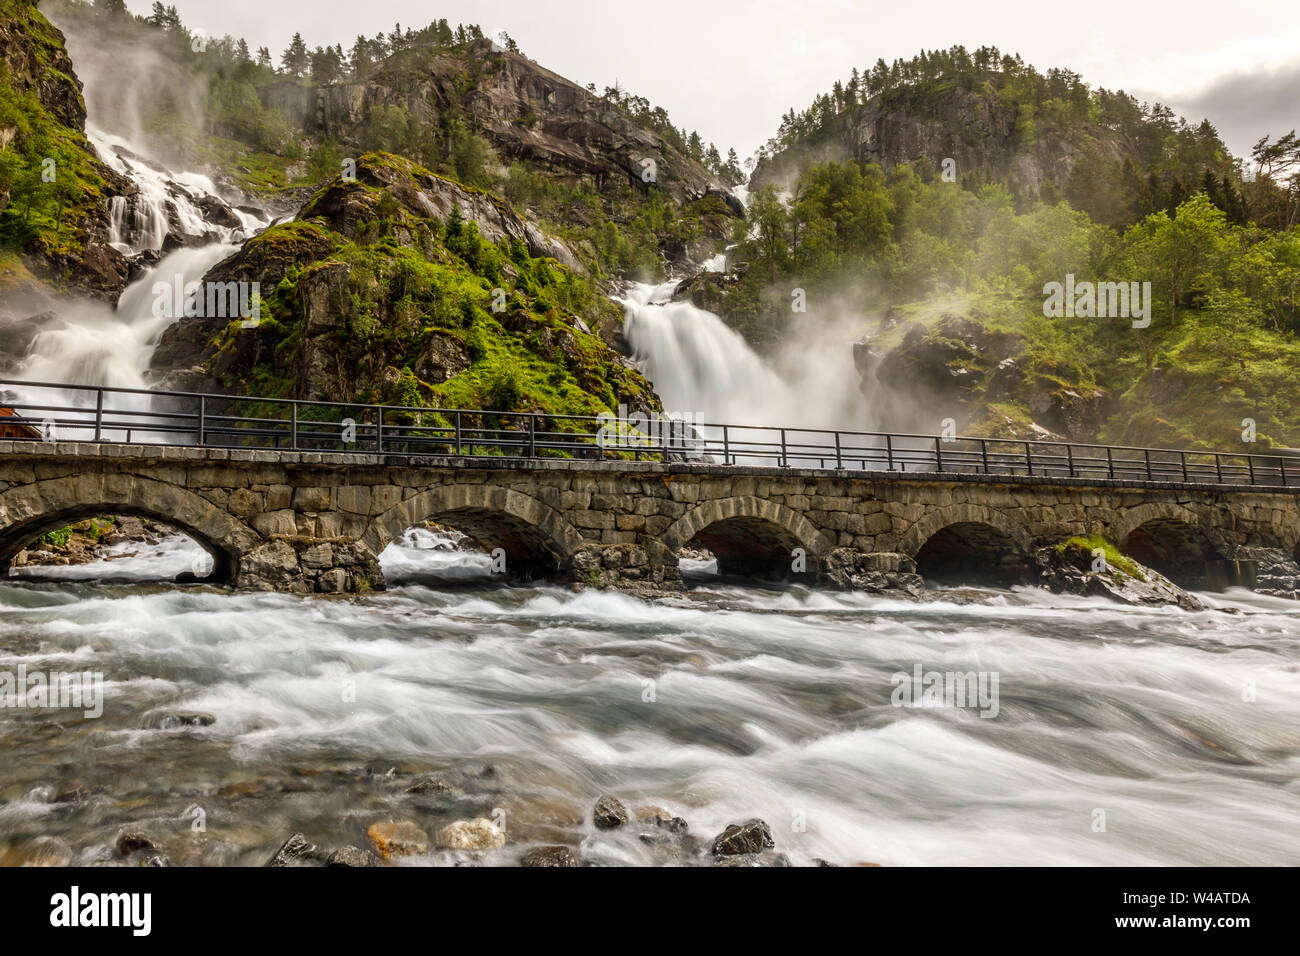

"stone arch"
[1109, 502, 1235, 590]
[362, 483, 586, 580]
[658, 496, 833, 578]
[896, 503, 1034, 558]
[898, 504, 1034, 587]
[1108, 502, 1234, 560]
[0, 474, 262, 584]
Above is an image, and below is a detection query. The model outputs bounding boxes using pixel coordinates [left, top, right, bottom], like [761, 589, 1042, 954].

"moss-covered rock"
[0, 0, 130, 297]
[150, 153, 659, 423]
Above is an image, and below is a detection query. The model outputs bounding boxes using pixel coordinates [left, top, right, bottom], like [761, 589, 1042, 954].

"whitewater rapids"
[2, 538, 1298, 866]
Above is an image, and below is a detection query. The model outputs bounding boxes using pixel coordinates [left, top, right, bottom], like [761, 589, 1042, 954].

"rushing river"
[2, 535, 1299, 867]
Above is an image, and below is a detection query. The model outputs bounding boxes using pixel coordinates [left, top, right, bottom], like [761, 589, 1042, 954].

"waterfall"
[617, 280, 870, 435]
[89, 129, 261, 255]
[618, 282, 796, 425]
[14, 243, 240, 392]
[1, 131, 267, 439]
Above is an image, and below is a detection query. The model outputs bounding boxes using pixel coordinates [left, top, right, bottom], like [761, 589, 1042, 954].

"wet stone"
[520, 845, 579, 867]
[145, 711, 217, 730]
[367, 821, 429, 859]
[713, 851, 792, 867]
[437, 818, 505, 851]
[115, 830, 160, 856]
[592, 794, 629, 830]
[405, 776, 461, 795]
[711, 818, 775, 856]
[326, 845, 381, 867]
[265, 832, 318, 867]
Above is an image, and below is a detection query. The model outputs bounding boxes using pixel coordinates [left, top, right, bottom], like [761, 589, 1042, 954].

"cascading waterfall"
[618, 280, 797, 425]
[3, 130, 267, 435]
[89, 129, 263, 255]
[616, 286, 872, 445]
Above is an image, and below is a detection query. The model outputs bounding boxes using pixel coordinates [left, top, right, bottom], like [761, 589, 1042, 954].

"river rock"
[633, 805, 672, 823]
[711, 818, 775, 856]
[437, 818, 505, 851]
[326, 845, 381, 867]
[367, 821, 429, 858]
[1034, 542, 1206, 610]
[266, 833, 318, 867]
[713, 851, 792, 867]
[1241, 546, 1300, 598]
[145, 711, 217, 730]
[115, 830, 160, 856]
[520, 845, 578, 867]
[821, 549, 926, 595]
[405, 776, 462, 795]
[592, 794, 630, 830]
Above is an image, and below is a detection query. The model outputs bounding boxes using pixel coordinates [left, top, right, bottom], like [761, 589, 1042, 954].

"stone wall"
[0, 441, 1297, 595]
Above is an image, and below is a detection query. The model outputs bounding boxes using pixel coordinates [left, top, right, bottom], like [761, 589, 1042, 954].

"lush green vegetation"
[758, 44, 1266, 229]
[207, 154, 656, 425]
[717, 150, 1300, 448]
[0, 0, 115, 265]
[1056, 535, 1145, 580]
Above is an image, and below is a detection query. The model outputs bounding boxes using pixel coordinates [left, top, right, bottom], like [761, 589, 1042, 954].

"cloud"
[1165, 62, 1300, 157]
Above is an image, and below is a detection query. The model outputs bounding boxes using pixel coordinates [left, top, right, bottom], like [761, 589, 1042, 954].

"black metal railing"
[0, 378, 1295, 488]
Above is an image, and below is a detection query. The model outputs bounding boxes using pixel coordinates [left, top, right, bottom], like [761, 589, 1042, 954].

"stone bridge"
[1, 441, 1299, 596]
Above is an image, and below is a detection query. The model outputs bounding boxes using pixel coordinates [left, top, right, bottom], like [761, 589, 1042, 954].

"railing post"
[94, 388, 104, 441]
[290, 401, 298, 451]
[834, 431, 842, 470]
[885, 434, 894, 471]
[935, 436, 943, 473]
[1247, 454, 1255, 485]
[981, 439, 989, 474]
[1025, 441, 1032, 476]
[1144, 448, 1151, 481]
[780, 428, 787, 467]
[197, 395, 206, 446]
[1181, 451, 1187, 482]
[722, 425, 730, 465]
[1106, 446, 1114, 479]
[454, 411, 461, 455]
[376, 408, 384, 454]
[1066, 444, 1074, 478]
[1215, 454, 1223, 484]
[528, 414, 536, 458]
[1280, 457, 1288, 487]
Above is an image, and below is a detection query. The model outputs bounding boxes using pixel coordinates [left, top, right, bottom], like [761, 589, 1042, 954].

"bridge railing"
[0, 378, 1294, 488]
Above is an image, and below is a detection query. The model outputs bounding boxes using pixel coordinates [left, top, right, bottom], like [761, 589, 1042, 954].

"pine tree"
[350, 36, 370, 79]
[281, 32, 308, 78]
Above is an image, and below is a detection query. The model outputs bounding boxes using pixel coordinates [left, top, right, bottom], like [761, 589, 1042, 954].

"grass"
[1056, 534, 1145, 580]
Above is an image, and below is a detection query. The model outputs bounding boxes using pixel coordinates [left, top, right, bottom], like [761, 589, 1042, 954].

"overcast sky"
[119, 0, 1300, 161]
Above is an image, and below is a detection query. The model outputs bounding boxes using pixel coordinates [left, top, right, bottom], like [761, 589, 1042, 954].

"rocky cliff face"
[269, 39, 737, 209]
[752, 85, 1127, 196]
[151, 152, 657, 421]
[0, 0, 130, 298]
[854, 313, 1115, 441]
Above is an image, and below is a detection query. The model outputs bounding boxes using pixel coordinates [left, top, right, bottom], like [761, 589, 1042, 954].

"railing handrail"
[0, 377, 1295, 488]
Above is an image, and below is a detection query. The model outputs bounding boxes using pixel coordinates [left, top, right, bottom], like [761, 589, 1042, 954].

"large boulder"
[1034, 538, 1206, 610]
